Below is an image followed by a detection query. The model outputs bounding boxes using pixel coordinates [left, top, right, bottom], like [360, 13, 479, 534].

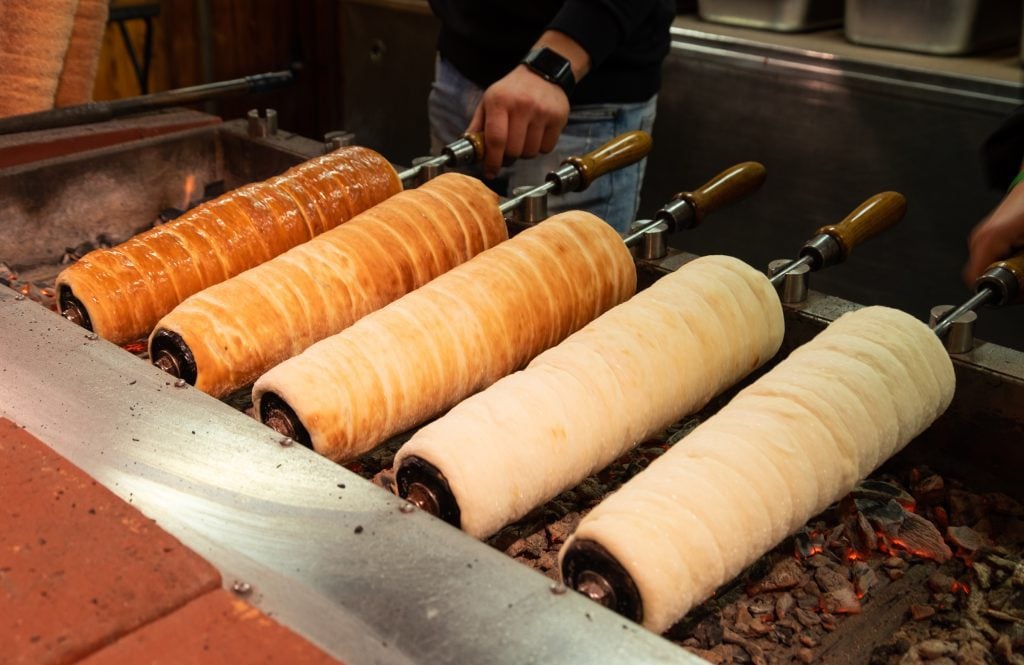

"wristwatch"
[521, 47, 576, 98]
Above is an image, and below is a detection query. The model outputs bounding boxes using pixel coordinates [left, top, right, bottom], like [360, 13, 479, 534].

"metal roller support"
[410, 156, 444, 187]
[768, 258, 810, 304]
[506, 185, 550, 233]
[247, 109, 278, 138]
[930, 306, 977, 354]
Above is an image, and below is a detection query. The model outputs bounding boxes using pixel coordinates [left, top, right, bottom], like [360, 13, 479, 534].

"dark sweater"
[428, 0, 675, 105]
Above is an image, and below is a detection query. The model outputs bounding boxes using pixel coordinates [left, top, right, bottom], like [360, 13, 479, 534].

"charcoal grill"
[1, 112, 1023, 664]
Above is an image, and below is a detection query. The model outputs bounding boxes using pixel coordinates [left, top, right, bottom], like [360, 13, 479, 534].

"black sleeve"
[983, 105, 1024, 190]
[547, 0, 664, 69]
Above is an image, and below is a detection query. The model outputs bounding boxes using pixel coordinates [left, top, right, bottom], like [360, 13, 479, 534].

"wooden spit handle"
[563, 130, 653, 191]
[815, 191, 906, 261]
[676, 161, 767, 228]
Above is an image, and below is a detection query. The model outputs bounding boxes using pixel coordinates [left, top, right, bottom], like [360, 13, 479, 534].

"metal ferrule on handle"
[398, 132, 484, 183]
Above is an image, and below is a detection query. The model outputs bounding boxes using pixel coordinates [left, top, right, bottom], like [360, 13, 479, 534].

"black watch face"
[526, 48, 574, 91]
[531, 49, 572, 82]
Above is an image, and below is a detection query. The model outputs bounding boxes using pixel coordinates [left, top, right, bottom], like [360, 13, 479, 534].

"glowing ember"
[182, 174, 198, 210]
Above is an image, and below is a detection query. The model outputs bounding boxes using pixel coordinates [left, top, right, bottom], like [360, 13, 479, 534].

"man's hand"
[468, 66, 569, 179]
[468, 30, 591, 180]
[965, 181, 1024, 284]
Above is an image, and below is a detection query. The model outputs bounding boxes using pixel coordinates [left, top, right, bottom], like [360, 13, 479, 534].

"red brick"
[0, 418, 222, 664]
[81, 590, 343, 665]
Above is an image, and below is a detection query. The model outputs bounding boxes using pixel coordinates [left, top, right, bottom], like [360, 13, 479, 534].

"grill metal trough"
[1, 115, 1023, 664]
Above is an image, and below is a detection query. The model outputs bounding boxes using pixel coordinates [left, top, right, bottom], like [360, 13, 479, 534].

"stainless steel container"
[697, 0, 844, 32]
[846, 0, 1021, 55]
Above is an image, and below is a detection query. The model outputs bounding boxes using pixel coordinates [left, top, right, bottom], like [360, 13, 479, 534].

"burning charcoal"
[987, 493, 1024, 518]
[916, 639, 956, 660]
[808, 554, 830, 569]
[536, 550, 559, 577]
[544, 513, 580, 545]
[948, 489, 987, 526]
[853, 479, 916, 510]
[747, 594, 774, 616]
[863, 499, 909, 541]
[928, 572, 957, 594]
[913, 473, 945, 497]
[793, 607, 820, 628]
[820, 612, 837, 631]
[721, 627, 768, 665]
[747, 558, 803, 594]
[821, 586, 861, 614]
[794, 527, 827, 559]
[884, 555, 907, 569]
[994, 635, 1015, 664]
[691, 612, 723, 649]
[852, 562, 877, 598]
[891, 511, 953, 563]
[798, 632, 818, 648]
[972, 560, 993, 590]
[795, 590, 819, 610]
[775, 592, 795, 620]
[734, 603, 755, 634]
[888, 568, 905, 581]
[746, 618, 771, 637]
[946, 525, 990, 553]
[910, 604, 936, 621]
[773, 620, 796, 646]
[814, 566, 851, 594]
[849, 511, 878, 554]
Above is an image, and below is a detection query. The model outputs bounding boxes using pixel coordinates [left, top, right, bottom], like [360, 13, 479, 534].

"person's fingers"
[540, 121, 561, 155]
[521, 121, 545, 159]
[482, 106, 508, 179]
[504, 112, 527, 161]
[467, 102, 485, 134]
[964, 227, 1011, 285]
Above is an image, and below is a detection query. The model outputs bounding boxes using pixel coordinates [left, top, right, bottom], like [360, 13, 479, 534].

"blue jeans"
[428, 57, 658, 234]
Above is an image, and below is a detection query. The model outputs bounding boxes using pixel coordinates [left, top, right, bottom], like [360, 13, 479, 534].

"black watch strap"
[521, 47, 576, 98]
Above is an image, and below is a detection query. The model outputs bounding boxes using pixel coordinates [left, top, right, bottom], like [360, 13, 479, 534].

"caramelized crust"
[253, 211, 637, 462]
[56, 146, 401, 343]
[152, 174, 506, 397]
